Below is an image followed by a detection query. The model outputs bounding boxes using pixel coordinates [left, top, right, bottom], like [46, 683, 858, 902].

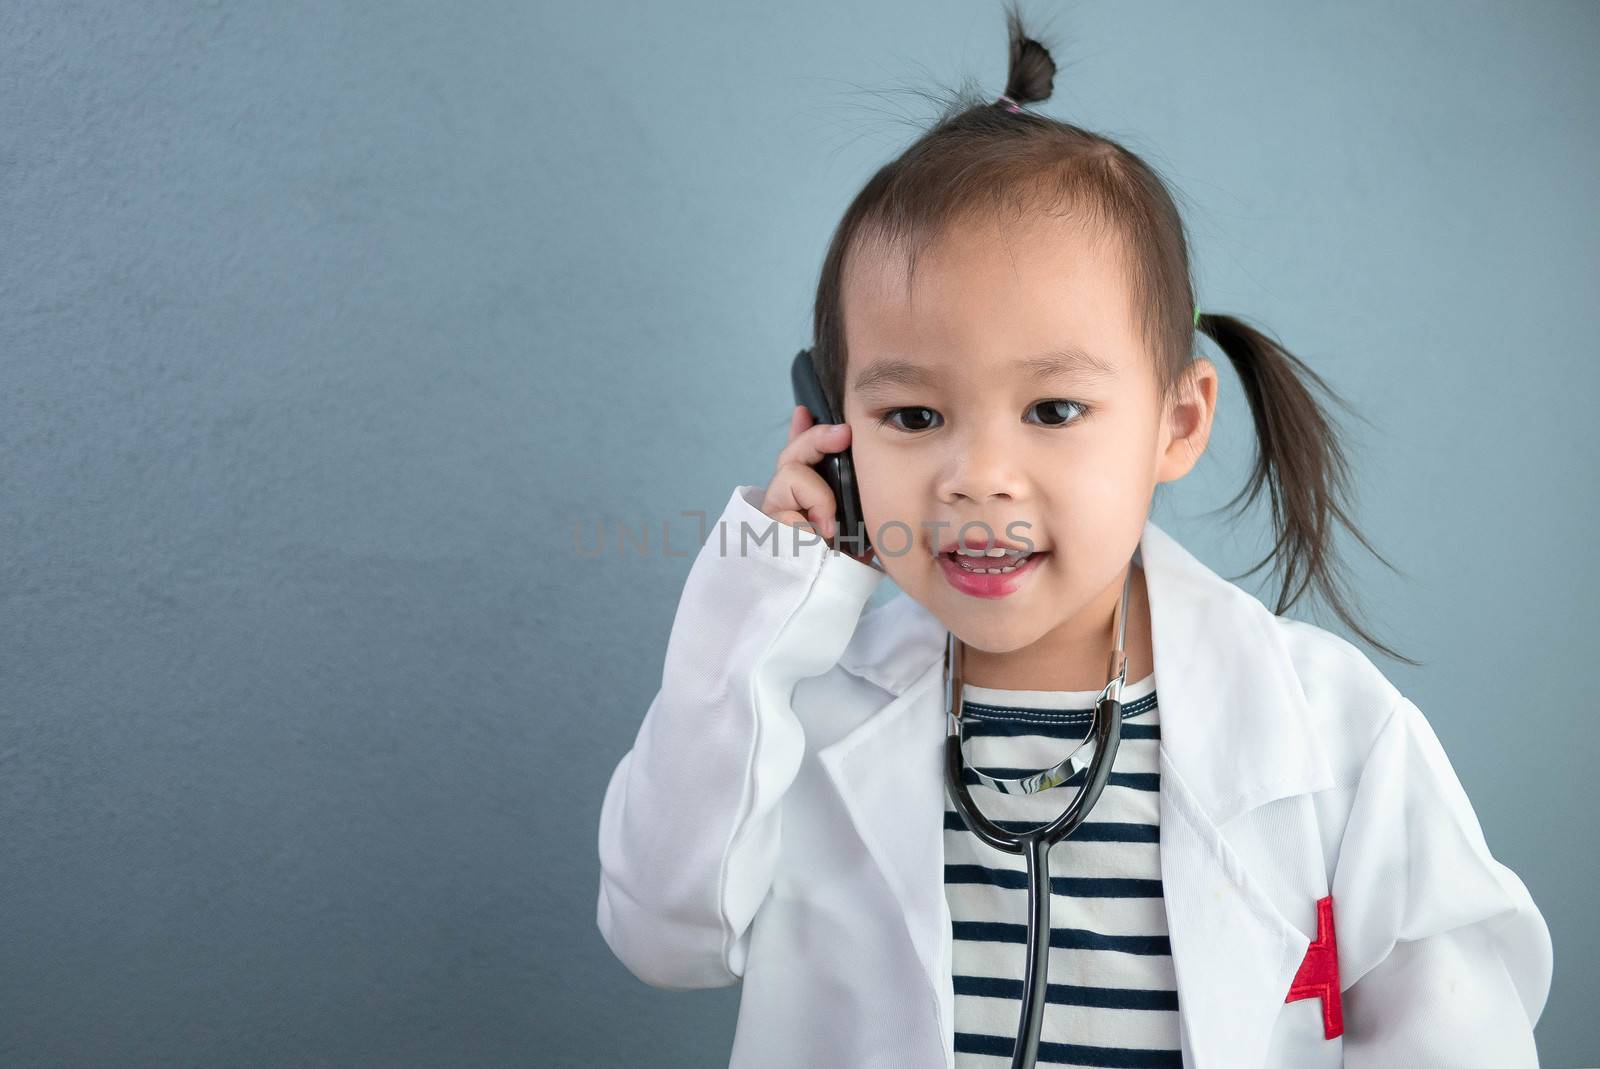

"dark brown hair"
[809, 0, 1416, 665]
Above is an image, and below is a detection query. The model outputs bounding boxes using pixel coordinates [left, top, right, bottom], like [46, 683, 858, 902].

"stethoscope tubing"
[941, 562, 1135, 1069]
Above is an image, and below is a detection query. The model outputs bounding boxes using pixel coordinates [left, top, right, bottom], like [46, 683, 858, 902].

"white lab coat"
[596, 484, 1552, 1068]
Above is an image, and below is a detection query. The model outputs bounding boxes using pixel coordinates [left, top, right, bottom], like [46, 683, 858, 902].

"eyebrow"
[850, 347, 1119, 395]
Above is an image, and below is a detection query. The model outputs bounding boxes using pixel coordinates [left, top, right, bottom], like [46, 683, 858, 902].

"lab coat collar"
[830, 515, 1335, 825]
[818, 516, 1335, 1068]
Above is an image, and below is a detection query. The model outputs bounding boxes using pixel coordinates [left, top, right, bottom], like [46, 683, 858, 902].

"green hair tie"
[1193, 305, 1202, 328]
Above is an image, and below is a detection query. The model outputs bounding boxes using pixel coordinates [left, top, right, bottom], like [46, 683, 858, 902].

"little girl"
[596, 7, 1551, 1067]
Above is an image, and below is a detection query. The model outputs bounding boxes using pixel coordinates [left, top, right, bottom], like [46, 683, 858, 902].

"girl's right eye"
[879, 406, 943, 433]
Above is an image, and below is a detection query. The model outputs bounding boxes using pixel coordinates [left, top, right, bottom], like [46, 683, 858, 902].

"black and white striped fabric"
[944, 672, 1182, 1068]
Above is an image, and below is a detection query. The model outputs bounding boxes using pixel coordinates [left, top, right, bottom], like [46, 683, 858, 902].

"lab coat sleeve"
[1334, 694, 1553, 1067]
[595, 483, 885, 989]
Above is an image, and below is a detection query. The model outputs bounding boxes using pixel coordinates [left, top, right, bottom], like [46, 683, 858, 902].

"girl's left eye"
[1026, 399, 1089, 427]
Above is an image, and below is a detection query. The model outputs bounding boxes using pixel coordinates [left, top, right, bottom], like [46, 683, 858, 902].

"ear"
[1155, 357, 1218, 484]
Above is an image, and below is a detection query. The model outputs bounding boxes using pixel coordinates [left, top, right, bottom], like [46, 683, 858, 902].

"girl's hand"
[761, 405, 879, 570]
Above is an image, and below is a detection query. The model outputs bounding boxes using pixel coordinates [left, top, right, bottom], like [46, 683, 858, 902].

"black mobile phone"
[789, 348, 870, 555]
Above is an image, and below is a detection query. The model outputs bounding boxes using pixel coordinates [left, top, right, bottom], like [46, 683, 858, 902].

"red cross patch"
[1285, 894, 1344, 1039]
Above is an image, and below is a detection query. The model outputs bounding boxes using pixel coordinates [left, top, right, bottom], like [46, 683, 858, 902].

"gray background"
[2, 0, 1594, 1065]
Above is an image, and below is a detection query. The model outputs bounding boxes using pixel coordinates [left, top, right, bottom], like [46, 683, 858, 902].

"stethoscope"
[942, 559, 1136, 1069]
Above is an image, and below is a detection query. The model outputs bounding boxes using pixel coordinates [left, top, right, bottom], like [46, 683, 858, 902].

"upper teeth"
[949, 546, 1033, 574]
[955, 546, 1022, 558]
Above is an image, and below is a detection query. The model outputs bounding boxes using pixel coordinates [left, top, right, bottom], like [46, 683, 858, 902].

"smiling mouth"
[941, 548, 1050, 575]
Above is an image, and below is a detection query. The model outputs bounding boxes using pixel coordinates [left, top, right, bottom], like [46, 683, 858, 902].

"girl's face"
[840, 211, 1214, 669]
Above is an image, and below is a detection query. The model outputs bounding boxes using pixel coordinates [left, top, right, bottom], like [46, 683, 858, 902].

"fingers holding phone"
[761, 406, 876, 569]
[762, 404, 848, 538]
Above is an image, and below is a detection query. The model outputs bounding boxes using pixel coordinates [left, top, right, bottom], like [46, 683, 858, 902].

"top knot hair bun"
[1000, 3, 1057, 109]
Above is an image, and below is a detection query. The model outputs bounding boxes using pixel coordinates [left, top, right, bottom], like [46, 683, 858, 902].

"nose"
[937, 425, 1029, 505]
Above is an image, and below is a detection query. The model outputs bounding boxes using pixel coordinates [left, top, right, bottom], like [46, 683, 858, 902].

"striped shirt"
[944, 671, 1182, 1068]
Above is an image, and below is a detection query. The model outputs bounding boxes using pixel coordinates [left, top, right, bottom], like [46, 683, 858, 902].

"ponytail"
[1197, 312, 1419, 666]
